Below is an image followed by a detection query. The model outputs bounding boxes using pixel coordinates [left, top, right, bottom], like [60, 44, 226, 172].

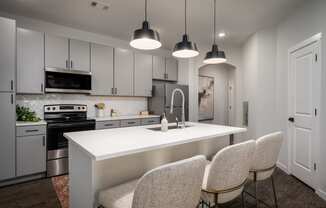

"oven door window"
[47, 121, 95, 150]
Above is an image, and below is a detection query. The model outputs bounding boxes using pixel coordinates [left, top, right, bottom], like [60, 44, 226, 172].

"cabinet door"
[17, 135, 46, 176]
[114, 48, 134, 96]
[152, 56, 165, 80]
[91, 44, 114, 95]
[0, 17, 15, 92]
[134, 53, 152, 97]
[17, 28, 45, 94]
[45, 34, 69, 69]
[69, 39, 91, 72]
[165, 57, 178, 81]
[0, 93, 15, 180]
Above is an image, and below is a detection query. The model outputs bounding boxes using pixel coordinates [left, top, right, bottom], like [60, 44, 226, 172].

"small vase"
[96, 109, 105, 118]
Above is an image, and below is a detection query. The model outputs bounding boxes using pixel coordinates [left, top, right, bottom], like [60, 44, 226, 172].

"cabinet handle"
[42, 136, 45, 146]
[111, 88, 114, 95]
[166, 73, 168, 79]
[41, 83, 44, 92]
[104, 123, 113, 127]
[10, 80, 14, 91]
[10, 94, 13, 104]
[25, 129, 39, 133]
[66, 60, 69, 68]
[70, 60, 73, 69]
[127, 121, 136, 124]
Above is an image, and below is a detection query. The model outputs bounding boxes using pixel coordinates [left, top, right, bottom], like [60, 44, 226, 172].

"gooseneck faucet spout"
[170, 88, 186, 128]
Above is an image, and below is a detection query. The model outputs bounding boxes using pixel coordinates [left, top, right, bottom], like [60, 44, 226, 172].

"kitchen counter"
[16, 120, 47, 126]
[92, 114, 160, 122]
[66, 122, 246, 208]
[65, 122, 246, 161]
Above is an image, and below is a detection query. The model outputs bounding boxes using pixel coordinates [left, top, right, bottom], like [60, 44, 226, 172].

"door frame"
[287, 33, 322, 190]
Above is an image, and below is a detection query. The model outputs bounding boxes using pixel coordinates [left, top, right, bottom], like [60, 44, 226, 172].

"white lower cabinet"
[16, 126, 46, 177]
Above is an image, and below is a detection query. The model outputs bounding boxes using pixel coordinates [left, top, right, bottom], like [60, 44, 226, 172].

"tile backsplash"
[16, 94, 147, 119]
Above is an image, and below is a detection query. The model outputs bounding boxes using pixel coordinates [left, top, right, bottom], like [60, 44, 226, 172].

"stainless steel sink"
[147, 125, 192, 131]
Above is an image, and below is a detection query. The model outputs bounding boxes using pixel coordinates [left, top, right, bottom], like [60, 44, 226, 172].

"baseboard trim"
[316, 189, 326, 201]
[276, 161, 290, 174]
[0, 173, 45, 187]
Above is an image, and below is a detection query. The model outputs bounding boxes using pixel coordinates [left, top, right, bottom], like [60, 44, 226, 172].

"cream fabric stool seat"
[246, 132, 283, 208]
[200, 140, 256, 208]
[98, 155, 207, 208]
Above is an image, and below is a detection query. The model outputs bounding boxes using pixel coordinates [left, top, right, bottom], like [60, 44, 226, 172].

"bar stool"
[200, 140, 256, 208]
[246, 132, 283, 208]
[98, 155, 206, 208]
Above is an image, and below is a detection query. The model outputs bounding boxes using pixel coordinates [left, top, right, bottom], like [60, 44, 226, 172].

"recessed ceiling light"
[218, 32, 226, 38]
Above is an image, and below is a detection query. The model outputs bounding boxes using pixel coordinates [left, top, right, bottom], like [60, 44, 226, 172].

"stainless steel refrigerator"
[148, 83, 189, 123]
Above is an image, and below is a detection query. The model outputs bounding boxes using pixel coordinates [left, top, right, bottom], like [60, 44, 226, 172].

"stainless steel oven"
[44, 104, 95, 177]
[45, 68, 92, 94]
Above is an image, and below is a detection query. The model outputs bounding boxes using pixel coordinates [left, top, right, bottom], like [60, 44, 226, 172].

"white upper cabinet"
[69, 39, 91, 72]
[153, 56, 165, 80]
[91, 43, 114, 95]
[17, 28, 45, 94]
[153, 56, 178, 81]
[45, 34, 69, 69]
[114, 48, 134, 96]
[134, 53, 152, 97]
[0, 17, 15, 92]
[165, 57, 178, 81]
[45, 34, 91, 72]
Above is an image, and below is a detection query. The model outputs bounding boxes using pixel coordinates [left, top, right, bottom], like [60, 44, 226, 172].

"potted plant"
[95, 103, 105, 117]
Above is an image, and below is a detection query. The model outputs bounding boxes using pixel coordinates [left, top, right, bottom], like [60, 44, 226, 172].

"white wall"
[198, 64, 233, 125]
[240, 0, 326, 198]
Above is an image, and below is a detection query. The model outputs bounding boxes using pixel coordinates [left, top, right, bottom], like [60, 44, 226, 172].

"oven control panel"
[44, 104, 87, 113]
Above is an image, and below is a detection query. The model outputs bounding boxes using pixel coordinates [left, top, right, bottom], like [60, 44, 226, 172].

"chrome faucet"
[170, 88, 186, 128]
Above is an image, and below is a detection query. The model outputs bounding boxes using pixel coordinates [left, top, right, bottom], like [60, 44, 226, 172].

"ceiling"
[0, 0, 305, 49]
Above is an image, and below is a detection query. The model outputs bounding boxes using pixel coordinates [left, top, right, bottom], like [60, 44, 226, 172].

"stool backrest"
[132, 155, 206, 208]
[252, 132, 283, 171]
[206, 140, 256, 191]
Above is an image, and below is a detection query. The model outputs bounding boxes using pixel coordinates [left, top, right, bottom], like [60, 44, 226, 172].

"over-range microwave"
[45, 68, 92, 94]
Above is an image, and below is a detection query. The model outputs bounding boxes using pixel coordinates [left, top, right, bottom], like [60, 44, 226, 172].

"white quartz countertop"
[65, 122, 247, 161]
[16, 120, 47, 126]
[93, 115, 160, 122]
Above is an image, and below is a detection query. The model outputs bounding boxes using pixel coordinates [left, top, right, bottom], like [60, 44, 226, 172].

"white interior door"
[289, 37, 321, 189]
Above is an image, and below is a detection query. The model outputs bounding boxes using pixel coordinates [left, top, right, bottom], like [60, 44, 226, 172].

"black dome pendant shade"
[130, 0, 161, 50]
[172, 34, 199, 58]
[172, 0, 199, 58]
[203, 0, 227, 64]
[203, 44, 226, 64]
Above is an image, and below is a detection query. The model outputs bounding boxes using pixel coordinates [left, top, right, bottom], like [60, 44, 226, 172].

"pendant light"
[130, 0, 162, 50]
[172, 0, 199, 58]
[203, 0, 227, 64]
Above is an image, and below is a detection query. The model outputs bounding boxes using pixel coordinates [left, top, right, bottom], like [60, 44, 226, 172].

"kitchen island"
[64, 122, 246, 208]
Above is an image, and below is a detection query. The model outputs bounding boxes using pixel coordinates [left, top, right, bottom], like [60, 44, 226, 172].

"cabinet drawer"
[96, 120, 120, 130]
[17, 125, 46, 137]
[141, 117, 160, 125]
[120, 119, 140, 127]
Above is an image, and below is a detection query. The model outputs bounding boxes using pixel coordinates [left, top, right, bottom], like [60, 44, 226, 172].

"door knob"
[288, 117, 295, 122]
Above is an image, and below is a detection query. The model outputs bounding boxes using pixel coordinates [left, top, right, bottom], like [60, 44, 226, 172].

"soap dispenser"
[161, 113, 168, 132]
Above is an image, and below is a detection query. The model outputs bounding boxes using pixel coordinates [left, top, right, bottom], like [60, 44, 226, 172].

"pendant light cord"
[145, 0, 148, 21]
[185, 0, 187, 34]
[213, 0, 216, 44]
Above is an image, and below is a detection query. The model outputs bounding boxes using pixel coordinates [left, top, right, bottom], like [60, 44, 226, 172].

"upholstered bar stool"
[98, 155, 206, 208]
[201, 140, 256, 208]
[247, 132, 283, 208]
